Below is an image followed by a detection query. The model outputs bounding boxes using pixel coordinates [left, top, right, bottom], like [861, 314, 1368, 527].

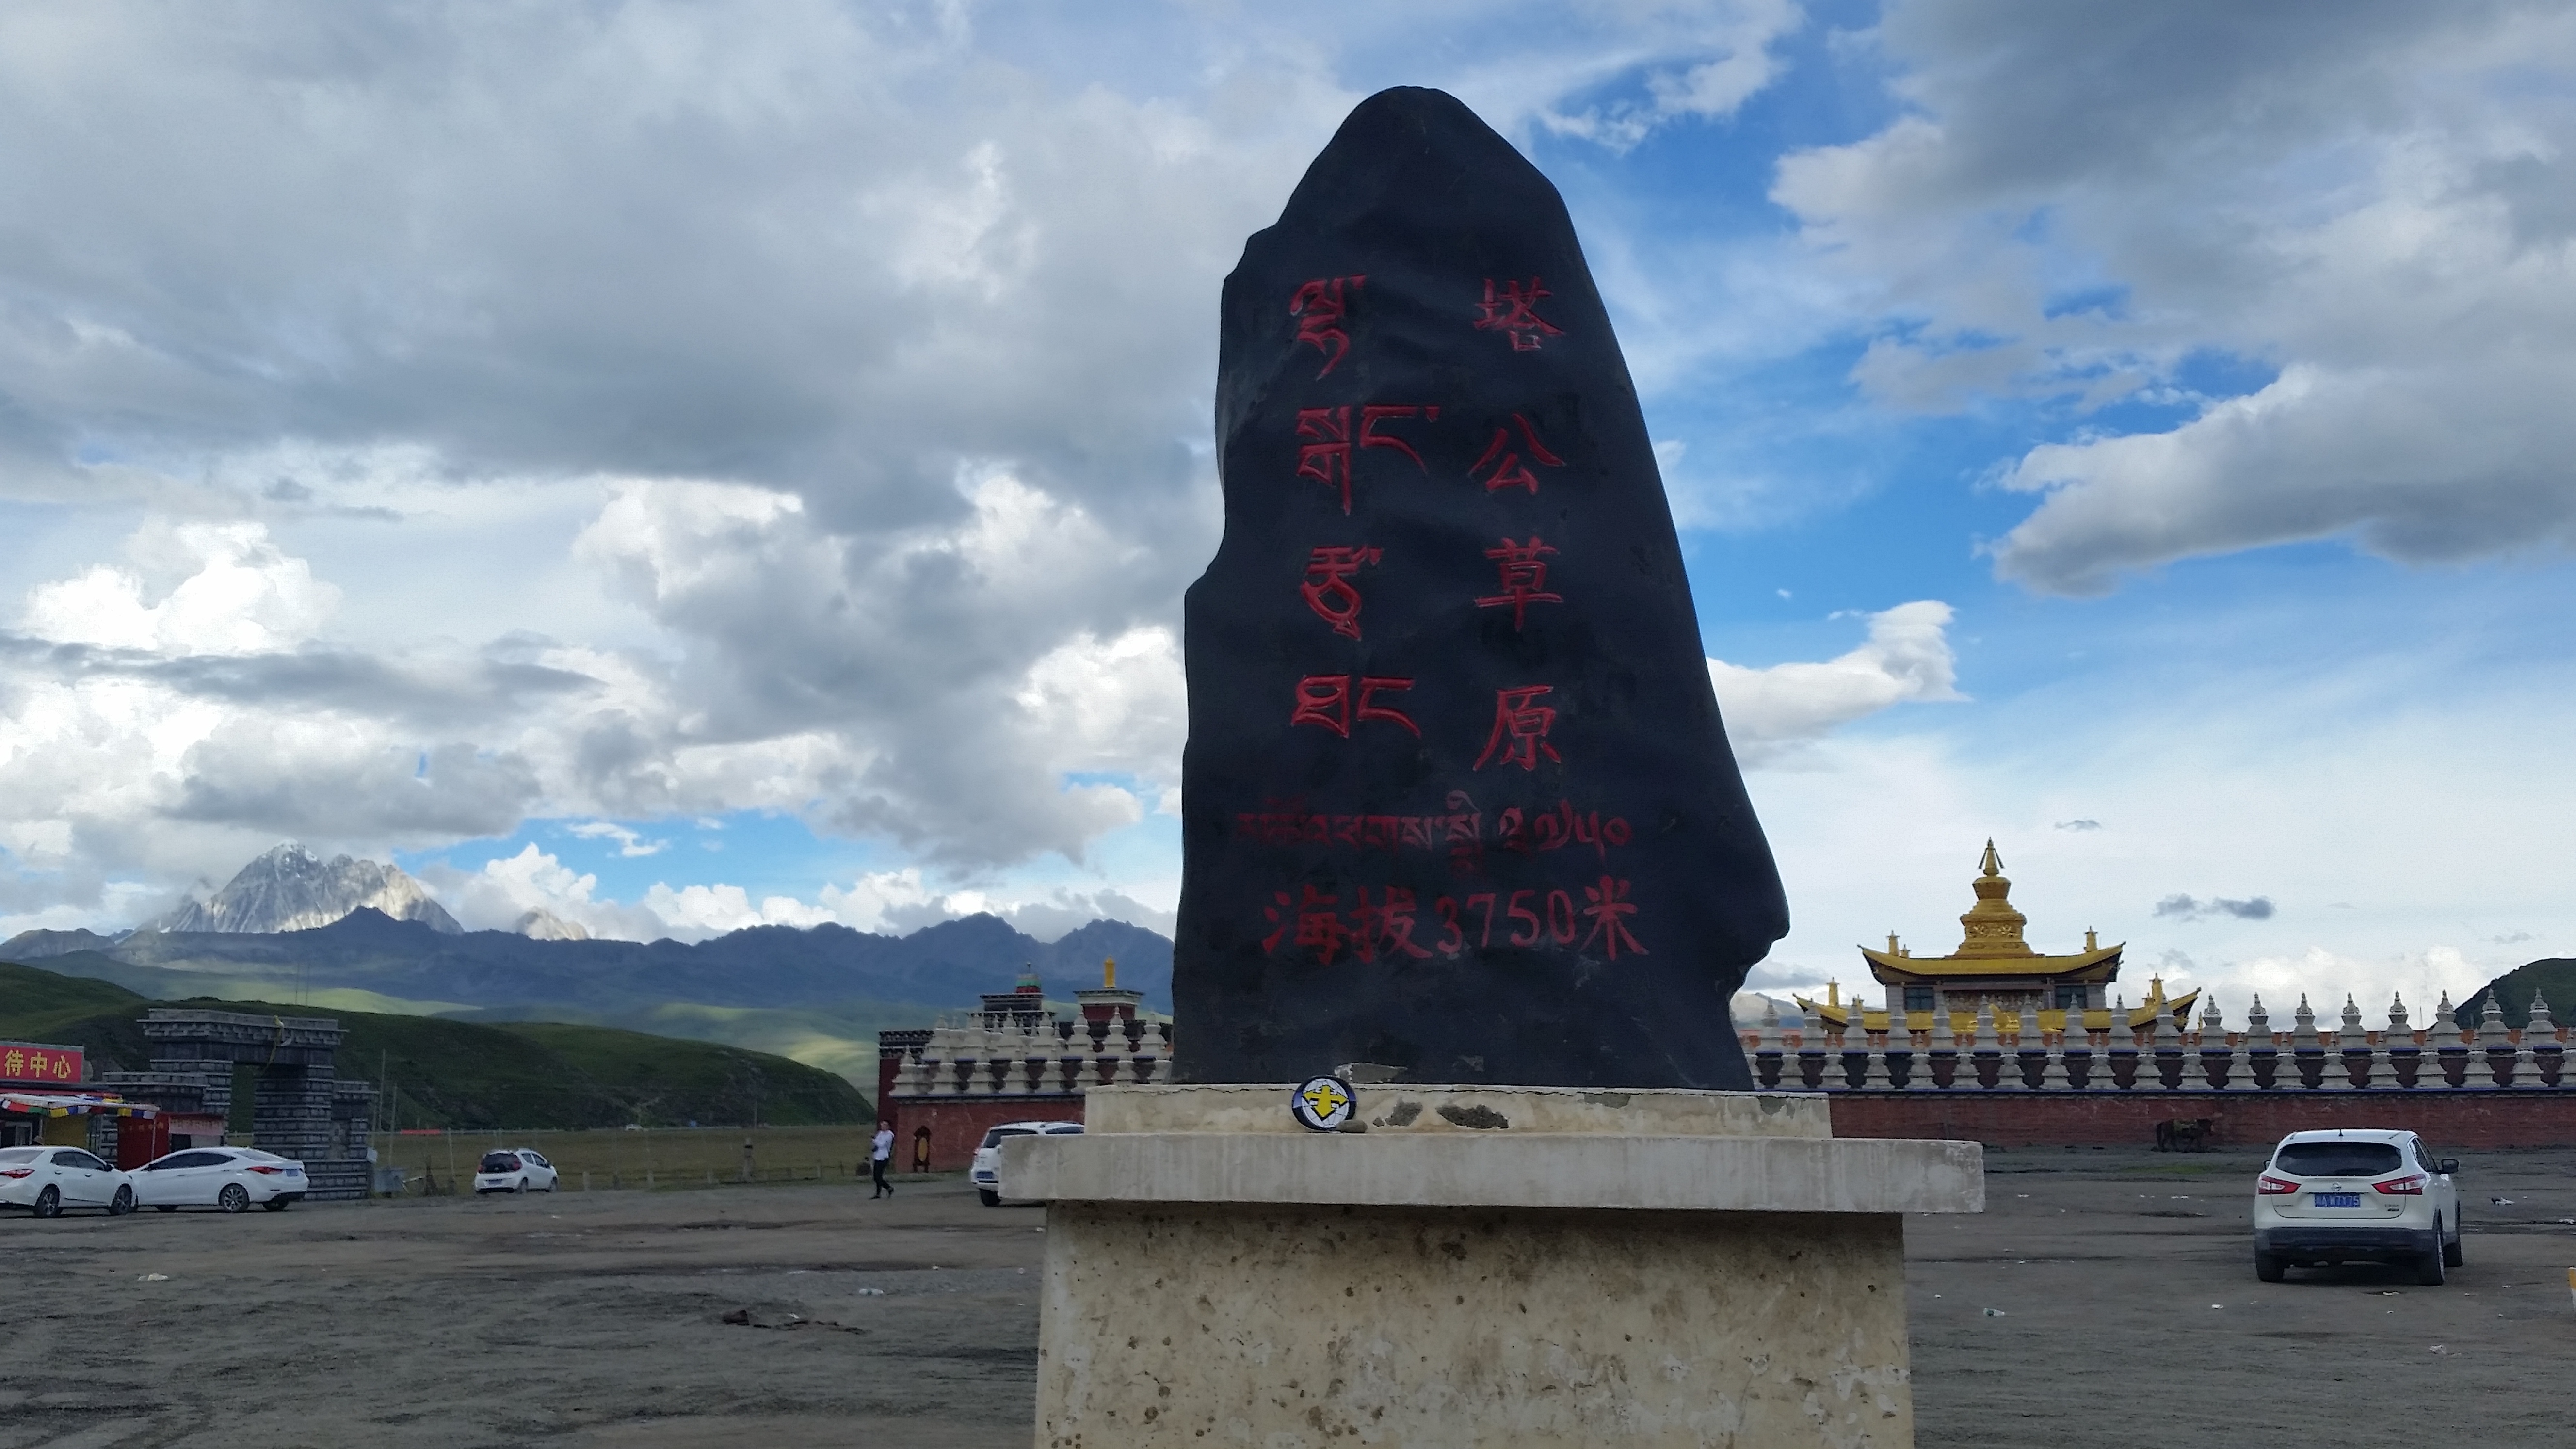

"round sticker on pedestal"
[1290, 1075, 1355, 1132]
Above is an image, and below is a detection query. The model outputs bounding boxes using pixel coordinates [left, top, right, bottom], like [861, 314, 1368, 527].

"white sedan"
[0, 1145, 138, 1218]
[473, 1149, 559, 1194]
[972, 1121, 1082, 1207]
[132, 1147, 309, 1213]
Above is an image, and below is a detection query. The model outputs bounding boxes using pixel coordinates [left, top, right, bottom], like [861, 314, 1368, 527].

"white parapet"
[1083, 1080, 1836, 1136]
[1006, 1130, 1981, 1214]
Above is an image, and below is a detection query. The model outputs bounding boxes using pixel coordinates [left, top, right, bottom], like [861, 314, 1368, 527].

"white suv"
[970, 1120, 1082, 1207]
[2253, 1129, 2460, 1284]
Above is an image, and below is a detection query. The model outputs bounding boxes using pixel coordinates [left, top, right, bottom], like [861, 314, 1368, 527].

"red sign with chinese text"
[0, 1043, 84, 1085]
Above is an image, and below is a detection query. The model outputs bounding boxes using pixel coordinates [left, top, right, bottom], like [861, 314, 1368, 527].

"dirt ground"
[1912, 1147, 2576, 1448]
[0, 1149, 2570, 1448]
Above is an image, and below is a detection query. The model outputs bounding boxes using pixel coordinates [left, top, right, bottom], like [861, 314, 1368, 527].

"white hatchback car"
[2254, 1129, 2461, 1284]
[0, 1145, 138, 1218]
[132, 1146, 307, 1212]
[474, 1149, 559, 1194]
[971, 1120, 1082, 1207]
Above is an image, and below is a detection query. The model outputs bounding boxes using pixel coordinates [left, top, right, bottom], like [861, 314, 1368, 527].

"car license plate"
[2313, 1192, 2362, 1208]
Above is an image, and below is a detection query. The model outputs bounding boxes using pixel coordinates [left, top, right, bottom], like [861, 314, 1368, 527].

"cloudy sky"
[3, 0, 2572, 1024]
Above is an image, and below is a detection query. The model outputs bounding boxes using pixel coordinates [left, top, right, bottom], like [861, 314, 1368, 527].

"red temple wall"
[1827, 1090, 2576, 1150]
[889, 1095, 1083, 1172]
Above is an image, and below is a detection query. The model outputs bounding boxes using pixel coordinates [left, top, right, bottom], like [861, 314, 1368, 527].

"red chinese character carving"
[1474, 685, 1562, 771]
[1290, 675, 1420, 737]
[1294, 886, 1350, 965]
[1291, 275, 1365, 378]
[1260, 890, 1295, 952]
[1475, 535, 1562, 628]
[1301, 546, 1382, 640]
[1580, 875, 1646, 958]
[1351, 886, 1435, 963]
[1469, 413, 1564, 495]
[1474, 277, 1564, 351]
[1297, 406, 1353, 513]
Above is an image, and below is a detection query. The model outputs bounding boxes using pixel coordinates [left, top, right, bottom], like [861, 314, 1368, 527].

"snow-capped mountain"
[154, 842, 464, 935]
[511, 907, 590, 941]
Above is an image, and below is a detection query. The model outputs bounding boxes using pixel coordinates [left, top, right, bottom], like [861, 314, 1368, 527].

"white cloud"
[566, 821, 667, 858]
[418, 844, 666, 941]
[1525, 0, 1804, 149]
[24, 521, 338, 655]
[1771, 2, 2576, 592]
[0, 519, 559, 892]
[416, 842, 1180, 946]
[0, 4, 1835, 927]
[1708, 601, 1960, 760]
[1739, 639, 2576, 1023]
[640, 881, 839, 936]
[572, 471, 1178, 865]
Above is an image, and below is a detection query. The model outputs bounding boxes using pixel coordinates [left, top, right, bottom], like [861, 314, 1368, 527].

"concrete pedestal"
[1006, 1085, 1981, 1449]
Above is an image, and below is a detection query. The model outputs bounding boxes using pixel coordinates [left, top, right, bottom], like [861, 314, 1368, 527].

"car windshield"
[0, 1148, 37, 1164]
[2275, 1142, 2405, 1176]
[480, 1153, 520, 1172]
[980, 1127, 1038, 1149]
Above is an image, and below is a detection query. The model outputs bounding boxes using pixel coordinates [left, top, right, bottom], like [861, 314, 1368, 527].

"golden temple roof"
[1795, 984, 2198, 1036]
[1858, 840, 2124, 985]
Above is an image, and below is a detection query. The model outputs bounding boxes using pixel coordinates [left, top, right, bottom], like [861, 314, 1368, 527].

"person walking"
[870, 1120, 895, 1198]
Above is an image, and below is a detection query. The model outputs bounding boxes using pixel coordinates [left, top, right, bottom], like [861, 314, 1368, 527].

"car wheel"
[153, 1205, 177, 1213]
[2443, 1232, 2463, 1267]
[32, 1185, 60, 1219]
[2413, 1222, 2447, 1286]
[110, 1186, 135, 1217]
[261, 1197, 290, 1212]
[979, 1188, 1003, 1207]
[515, 1178, 528, 1194]
[2254, 1250, 2285, 1283]
[217, 1183, 250, 1214]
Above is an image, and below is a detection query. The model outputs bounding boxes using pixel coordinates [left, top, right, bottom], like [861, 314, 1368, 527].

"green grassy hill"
[24, 949, 925, 1095]
[2461, 957, 2576, 1030]
[0, 959, 870, 1130]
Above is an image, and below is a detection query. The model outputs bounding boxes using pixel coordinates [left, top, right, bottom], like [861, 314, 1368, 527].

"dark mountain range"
[1, 909, 1173, 1017]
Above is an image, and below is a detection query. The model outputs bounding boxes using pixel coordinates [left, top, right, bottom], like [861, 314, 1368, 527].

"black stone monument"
[1171, 87, 1787, 1089]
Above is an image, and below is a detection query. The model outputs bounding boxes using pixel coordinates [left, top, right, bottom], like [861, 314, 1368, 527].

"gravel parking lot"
[0, 1149, 2568, 1447]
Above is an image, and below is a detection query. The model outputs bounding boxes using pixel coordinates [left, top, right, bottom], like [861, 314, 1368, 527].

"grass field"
[374, 1123, 914, 1193]
[0, 960, 874, 1129]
